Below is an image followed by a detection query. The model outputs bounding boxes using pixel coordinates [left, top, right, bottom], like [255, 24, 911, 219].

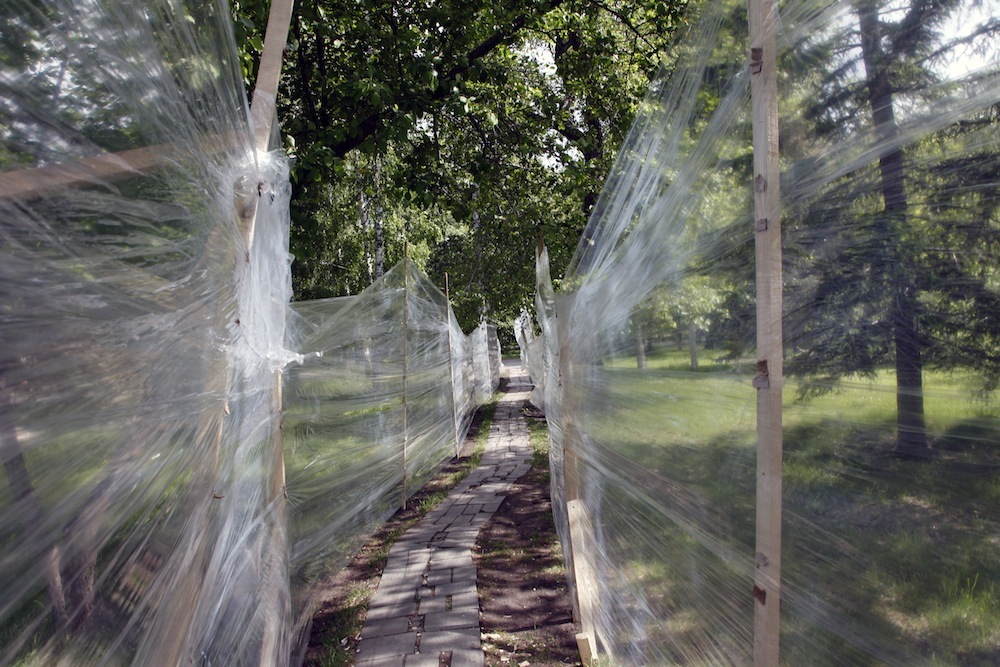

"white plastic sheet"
[536, 0, 1000, 663]
[0, 1, 500, 663]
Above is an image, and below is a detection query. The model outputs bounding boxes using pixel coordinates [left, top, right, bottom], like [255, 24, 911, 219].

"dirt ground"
[303, 398, 581, 667]
[474, 416, 581, 666]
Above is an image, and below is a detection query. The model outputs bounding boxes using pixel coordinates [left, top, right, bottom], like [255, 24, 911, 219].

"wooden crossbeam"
[0, 144, 182, 201]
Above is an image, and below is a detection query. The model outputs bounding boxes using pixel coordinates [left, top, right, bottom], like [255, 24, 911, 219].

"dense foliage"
[233, 0, 693, 335]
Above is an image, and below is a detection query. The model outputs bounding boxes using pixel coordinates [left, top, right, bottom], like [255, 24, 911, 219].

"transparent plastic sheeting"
[525, 0, 1000, 663]
[0, 1, 500, 664]
[284, 260, 500, 639]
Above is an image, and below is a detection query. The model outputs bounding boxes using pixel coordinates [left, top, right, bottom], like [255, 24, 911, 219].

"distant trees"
[783, 0, 1000, 455]
[233, 0, 693, 331]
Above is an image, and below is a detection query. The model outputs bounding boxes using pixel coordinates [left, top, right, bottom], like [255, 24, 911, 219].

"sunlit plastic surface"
[533, 0, 1000, 663]
[0, 0, 500, 663]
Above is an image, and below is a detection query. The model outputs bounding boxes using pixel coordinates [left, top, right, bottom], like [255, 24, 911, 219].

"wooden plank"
[575, 632, 596, 667]
[567, 499, 598, 647]
[401, 246, 410, 510]
[0, 144, 181, 201]
[249, 0, 295, 153]
[748, 0, 783, 663]
[249, 1, 295, 661]
[445, 273, 462, 456]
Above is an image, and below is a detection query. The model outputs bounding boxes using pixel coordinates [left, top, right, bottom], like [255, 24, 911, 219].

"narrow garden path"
[354, 368, 536, 667]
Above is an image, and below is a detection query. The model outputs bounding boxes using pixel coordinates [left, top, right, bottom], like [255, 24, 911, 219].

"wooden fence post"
[247, 1, 295, 664]
[445, 273, 461, 456]
[401, 245, 410, 510]
[748, 0, 784, 663]
[551, 282, 599, 665]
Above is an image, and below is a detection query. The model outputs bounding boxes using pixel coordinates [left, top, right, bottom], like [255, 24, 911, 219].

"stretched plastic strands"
[0, 0, 502, 663]
[528, 0, 1000, 664]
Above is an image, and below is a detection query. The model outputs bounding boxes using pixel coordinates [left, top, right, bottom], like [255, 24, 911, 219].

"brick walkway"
[355, 366, 534, 667]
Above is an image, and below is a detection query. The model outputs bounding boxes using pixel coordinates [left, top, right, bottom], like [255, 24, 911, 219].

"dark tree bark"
[857, 0, 928, 457]
[635, 319, 648, 369]
[0, 385, 68, 623]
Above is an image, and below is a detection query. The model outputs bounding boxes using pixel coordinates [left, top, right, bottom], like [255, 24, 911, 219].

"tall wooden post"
[445, 273, 461, 456]
[247, 1, 294, 664]
[748, 0, 783, 663]
[250, 0, 295, 155]
[401, 244, 410, 510]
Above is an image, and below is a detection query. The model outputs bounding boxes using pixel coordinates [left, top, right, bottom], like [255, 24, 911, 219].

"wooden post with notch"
[246, 0, 295, 664]
[748, 0, 783, 663]
[401, 242, 410, 510]
[444, 273, 461, 456]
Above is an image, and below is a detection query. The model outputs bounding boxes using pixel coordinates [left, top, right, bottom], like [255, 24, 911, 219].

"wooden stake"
[250, 0, 296, 154]
[748, 0, 783, 663]
[401, 243, 410, 510]
[246, 2, 295, 663]
[568, 499, 598, 657]
[444, 273, 461, 456]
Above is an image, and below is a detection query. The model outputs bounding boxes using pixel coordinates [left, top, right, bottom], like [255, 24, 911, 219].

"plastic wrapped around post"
[282, 258, 497, 649]
[541, 0, 1000, 663]
[0, 0, 298, 662]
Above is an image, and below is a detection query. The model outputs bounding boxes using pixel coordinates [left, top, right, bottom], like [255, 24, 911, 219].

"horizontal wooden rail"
[0, 132, 246, 201]
[0, 144, 180, 201]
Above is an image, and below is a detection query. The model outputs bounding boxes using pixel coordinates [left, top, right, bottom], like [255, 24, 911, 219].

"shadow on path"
[355, 367, 535, 667]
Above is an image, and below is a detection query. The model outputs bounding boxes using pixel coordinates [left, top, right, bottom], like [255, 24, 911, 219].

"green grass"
[526, 415, 550, 469]
[583, 347, 1000, 665]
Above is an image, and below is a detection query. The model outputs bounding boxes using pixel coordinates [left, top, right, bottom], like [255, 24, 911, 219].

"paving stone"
[482, 500, 502, 513]
[431, 581, 478, 600]
[361, 615, 411, 639]
[423, 608, 480, 632]
[430, 550, 473, 569]
[404, 654, 442, 667]
[418, 630, 482, 653]
[449, 565, 478, 584]
[448, 649, 486, 667]
[356, 631, 419, 659]
[450, 513, 475, 526]
[355, 655, 406, 667]
[366, 600, 419, 621]
[419, 589, 479, 614]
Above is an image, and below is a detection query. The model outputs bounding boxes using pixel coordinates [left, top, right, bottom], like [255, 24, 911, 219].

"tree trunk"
[857, 0, 928, 457]
[373, 213, 384, 280]
[635, 320, 648, 369]
[0, 386, 68, 624]
[358, 173, 374, 284]
[688, 321, 699, 371]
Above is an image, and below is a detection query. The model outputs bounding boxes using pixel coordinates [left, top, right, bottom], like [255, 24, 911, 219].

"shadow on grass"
[575, 362, 1000, 665]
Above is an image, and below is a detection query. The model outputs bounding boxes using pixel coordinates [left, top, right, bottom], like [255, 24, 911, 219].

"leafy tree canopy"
[233, 0, 694, 337]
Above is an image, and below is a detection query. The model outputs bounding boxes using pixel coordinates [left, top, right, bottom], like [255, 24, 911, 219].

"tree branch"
[329, 0, 567, 158]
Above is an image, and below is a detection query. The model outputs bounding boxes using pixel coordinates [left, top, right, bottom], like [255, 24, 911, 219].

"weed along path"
[350, 365, 573, 667]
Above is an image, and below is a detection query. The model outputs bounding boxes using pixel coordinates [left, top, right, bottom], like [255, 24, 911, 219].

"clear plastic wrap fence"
[515, 308, 547, 409]
[0, 1, 498, 665]
[0, 0, 298, 663]
[543, 0, 1000, 663]
[283, 258, 496, 645]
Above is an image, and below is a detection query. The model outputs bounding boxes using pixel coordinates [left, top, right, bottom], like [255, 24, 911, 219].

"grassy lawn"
[576, 348, 1000, 665]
